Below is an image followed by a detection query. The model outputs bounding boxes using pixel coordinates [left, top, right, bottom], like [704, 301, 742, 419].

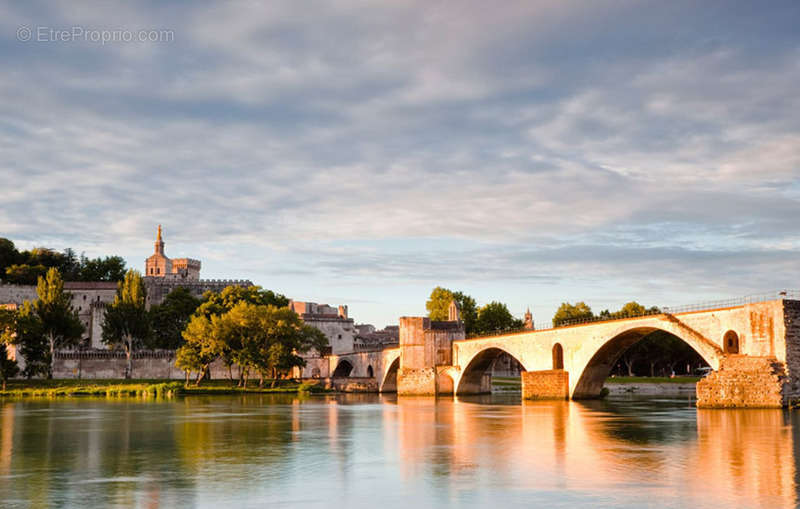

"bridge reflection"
[389, 396, 800, 507]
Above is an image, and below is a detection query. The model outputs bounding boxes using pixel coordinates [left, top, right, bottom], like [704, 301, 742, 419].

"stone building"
[141, 226, 252, 306]
[354, 324, 399, 350]
[0, 281, 117, 349]
[0, 225, 253, 352]
[289, 300, 355, 355]
[145, 224, 200, 279]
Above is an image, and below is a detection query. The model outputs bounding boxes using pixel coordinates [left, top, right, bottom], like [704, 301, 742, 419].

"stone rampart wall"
[52, 351, 245, 380]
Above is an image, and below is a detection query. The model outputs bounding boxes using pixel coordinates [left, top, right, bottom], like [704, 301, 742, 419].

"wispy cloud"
[1, 0, 798, 325]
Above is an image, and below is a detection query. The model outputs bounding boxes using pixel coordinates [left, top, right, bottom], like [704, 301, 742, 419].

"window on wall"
[552, 343, 564, 370]
[723, 331, 740, 354]
[338, 334, 342, 339]
[156, 267, 160, 275]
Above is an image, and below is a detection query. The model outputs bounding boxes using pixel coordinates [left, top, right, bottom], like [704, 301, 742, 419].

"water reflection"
[0, 395, 797, 508]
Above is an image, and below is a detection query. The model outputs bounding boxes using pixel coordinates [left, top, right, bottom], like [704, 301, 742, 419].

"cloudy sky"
[1, 1, 799, 327]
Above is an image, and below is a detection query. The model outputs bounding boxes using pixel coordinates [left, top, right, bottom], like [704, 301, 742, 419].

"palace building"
[142, 226, 252, 306]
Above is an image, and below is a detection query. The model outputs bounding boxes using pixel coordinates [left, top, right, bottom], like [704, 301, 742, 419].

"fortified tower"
[142, 225, 251, 307]
[145, 225, 172, 276]
[397, 299, 465, 395]
[144, 225, 201, 280]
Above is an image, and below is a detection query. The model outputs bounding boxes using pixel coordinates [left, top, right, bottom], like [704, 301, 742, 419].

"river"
[0, 394, 797, 508]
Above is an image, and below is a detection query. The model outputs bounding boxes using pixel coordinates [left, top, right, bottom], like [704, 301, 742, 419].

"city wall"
[53, 351, 245, 381]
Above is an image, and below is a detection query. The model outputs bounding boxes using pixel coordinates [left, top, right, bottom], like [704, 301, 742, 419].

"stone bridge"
[327, 297, 800, 408]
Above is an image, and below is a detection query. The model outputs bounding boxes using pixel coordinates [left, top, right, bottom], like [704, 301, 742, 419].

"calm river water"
[1, 393, 798, 508]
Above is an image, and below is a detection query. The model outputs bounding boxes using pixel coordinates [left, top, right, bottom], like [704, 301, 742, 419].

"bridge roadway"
[330, 297, 800, 407]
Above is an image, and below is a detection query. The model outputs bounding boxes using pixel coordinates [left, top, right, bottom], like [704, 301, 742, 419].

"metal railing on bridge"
[465, 289, 800, 340]
[660, 290, 800, 315]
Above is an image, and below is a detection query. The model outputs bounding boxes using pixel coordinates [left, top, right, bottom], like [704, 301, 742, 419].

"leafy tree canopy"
[10, 302, 49, 378]
[552, 302, 594, 327]
[474, 301, 522, 334]
[177, 300, 327, 386]
[149, 288, 201, 349]
[425, 287, 479, 333]
[426, 286, 455, 321]
[194, 285, 289, 318]
[102, 270, 149, 378]
[0, 238, 127, 284]
[33, 268, 84, 376]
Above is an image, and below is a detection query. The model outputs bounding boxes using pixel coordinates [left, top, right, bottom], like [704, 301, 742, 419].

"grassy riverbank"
[0, 379, 328, 398]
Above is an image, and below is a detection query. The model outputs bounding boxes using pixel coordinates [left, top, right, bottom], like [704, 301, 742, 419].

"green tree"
[452, 291, 478, 333]
[474, 301, 519, 334]
[58, 248, 81, 280]
[4, 264, 48, 285]
[553, 302, 594, 327]
[175, 341, 204, 384]
[0, 309, 20, 390]
[426, 287, 479, 332]
[78, 255, 127, 282]
[215, 303, 328, 387]
[26, 248, 69, 271]
[102, 269, 150, 378]
[176, 315, 221, 385]
[12, 302, 49, 378]
[0, 343, 19, 391]
[149, 288, 201, 349]
[195, 285, 289, 318]
[0, 238, 22, 278]
[613, 301, 645, 318]
[426, 286, 455, 320]
[33, 268, 84, 377]
[256, 305, 327, 386]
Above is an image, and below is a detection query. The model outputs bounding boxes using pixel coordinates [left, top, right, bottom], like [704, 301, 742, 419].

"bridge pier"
[521, 370, 569, 400]
[697, 356, 792, 408]
[397, 368, 437, 396]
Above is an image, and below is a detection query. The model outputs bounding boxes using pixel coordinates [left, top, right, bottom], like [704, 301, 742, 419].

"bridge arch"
[456, 347, 527, 395]
[571, 323, 722, 399]
[438, 372, 455, 395]
[332, 359, 353, 378]
[380, 357, 400, 393]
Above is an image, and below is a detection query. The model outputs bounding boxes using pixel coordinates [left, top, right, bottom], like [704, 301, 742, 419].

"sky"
[1, 1, 799, 327]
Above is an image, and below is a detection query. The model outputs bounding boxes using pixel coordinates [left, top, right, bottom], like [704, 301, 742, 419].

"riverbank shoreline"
[0, 379, 330, 398]
[1, 376, 703, 398]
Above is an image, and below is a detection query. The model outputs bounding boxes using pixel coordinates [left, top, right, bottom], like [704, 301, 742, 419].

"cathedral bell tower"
[155, 224, 165, 255]
[145, 224, 172, 277]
